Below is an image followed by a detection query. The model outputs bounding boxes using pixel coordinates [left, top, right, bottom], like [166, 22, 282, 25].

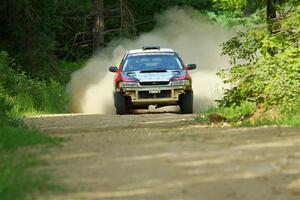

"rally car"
[109, 46, 196, 114]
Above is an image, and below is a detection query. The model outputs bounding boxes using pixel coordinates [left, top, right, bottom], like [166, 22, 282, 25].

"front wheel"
[114, 92, 128, 115]
[180, 91, 193, 114]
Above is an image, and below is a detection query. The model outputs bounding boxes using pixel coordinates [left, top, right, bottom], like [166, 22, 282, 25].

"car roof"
[127, 48, 176, 55]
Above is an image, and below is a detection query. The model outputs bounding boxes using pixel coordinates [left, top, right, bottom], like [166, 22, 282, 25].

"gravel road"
[25, 113, 300, 200]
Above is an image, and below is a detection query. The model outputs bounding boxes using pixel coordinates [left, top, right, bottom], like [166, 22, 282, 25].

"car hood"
[123, 70, 183, 82]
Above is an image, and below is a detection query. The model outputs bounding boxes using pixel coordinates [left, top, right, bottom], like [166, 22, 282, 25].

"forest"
[0, 0, 299, 124]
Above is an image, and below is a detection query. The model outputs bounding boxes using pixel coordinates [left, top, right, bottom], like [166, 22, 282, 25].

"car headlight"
[119, 81, 138, 88]
[171, 79, 190, 86]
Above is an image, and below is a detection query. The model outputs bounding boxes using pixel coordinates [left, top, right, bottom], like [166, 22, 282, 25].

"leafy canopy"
[219, 4, 300, 112]
[212, 0, 247, 10]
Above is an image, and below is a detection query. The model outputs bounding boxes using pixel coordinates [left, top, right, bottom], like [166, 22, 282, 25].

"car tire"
[114, 92, 128, 115]
[180, 91, 193, 114]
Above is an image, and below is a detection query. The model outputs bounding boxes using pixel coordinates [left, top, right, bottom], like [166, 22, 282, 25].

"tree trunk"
[93, 0, 105, 52]
[266, 0, 279, 55]
[267, 0, 277, 33]
[120, 0, 136, 38]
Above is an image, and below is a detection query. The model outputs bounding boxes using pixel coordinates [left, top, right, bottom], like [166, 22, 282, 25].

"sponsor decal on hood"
[124, 70, 181, 82]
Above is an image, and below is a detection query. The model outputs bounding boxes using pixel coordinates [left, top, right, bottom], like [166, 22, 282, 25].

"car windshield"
[123, 53, 183, 72]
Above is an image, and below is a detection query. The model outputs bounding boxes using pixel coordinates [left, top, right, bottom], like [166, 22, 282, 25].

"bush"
[57, 60, 84, 84]
[218, 5, 300, 113]
[44, 79, 69, 113]
[0, 51, 69, 115]
[0, 96, 16, 126]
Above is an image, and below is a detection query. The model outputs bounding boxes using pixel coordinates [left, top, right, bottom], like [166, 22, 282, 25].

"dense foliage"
[219, 4, 300, 112]
[0, 51, 68, 116]
[0, 0, 213, 77]
[0, 0, 91, 76]
[212, 0, 247, 10]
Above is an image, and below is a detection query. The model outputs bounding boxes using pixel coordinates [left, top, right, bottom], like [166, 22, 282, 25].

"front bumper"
[119, 85, 190, 105]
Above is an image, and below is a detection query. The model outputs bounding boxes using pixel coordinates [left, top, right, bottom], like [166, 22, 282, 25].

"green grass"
[249, 115, 300, 127]
[251, 100, 300, 127]
[280, 113, 300, 126]
[279, 100, 300, 126]
[0, 125, 63, 200]
[195, 100, 300, 127]
[0, 153, 63, 200]
[0, 126, 62, 151]
[195, 101, 256, 125]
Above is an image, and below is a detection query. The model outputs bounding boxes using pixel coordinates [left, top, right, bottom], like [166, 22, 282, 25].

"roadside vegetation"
[0, 51, 69, 116]
[0, 51, 64, 199]
[197, 0, 300, 126]
[0, 89, 63, 200]
[0, 127, 63, 200]
[0, 32, 67, 199]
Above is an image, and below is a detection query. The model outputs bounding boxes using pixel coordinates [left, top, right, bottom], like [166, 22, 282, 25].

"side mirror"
[109, 66, 118, 73]
[187, 64, 197, 70]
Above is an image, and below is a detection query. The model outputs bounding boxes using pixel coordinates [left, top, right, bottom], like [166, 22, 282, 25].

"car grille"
[139, 81, 169, 86]
[138, 90, 171, 99]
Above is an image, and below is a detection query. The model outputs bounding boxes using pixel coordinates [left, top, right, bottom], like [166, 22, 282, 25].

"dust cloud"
[67, 7, 232, 114]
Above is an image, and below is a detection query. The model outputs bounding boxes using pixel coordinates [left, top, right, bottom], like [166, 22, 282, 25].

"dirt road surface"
[26, 113, 300, 200]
